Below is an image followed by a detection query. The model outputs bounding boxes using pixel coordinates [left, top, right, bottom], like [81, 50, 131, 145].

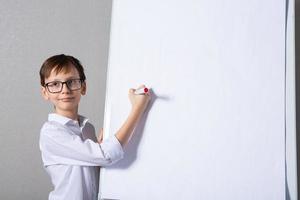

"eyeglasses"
[44, 78, 83, 93]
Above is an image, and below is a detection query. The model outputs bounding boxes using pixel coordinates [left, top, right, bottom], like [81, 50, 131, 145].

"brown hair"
[39, 54, 86, 86]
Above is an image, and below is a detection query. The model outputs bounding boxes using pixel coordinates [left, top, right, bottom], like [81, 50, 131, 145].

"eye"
[67, 79, 75, 85]
[48, 81, 60, 87]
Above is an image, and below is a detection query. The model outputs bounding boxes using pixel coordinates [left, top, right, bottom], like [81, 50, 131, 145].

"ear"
[41, 86, 49, 100]
[81, 81, 86, 95]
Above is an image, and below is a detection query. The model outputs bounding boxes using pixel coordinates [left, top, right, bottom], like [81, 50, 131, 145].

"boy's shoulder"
[40, 113, 95, 134]
[40, 116, 97, 142]
[40, 120, 69, 136]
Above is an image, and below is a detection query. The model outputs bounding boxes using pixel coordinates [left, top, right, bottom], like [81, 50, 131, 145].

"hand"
[97, 128, 104, 143]
[128, 84, 151, 112]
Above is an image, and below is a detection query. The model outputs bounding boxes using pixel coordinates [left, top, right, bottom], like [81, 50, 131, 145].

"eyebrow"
[45, 77, 81, 84]
[51, 76, 80, 81]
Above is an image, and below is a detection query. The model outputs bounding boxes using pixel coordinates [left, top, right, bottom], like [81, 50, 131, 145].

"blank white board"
[100, 0, 287, 199]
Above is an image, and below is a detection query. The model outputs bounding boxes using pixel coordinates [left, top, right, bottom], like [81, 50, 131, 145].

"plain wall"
[0, 1, 112, 199]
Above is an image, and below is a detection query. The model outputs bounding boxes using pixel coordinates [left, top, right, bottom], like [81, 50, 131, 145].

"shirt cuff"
[100, 135, 124, 164]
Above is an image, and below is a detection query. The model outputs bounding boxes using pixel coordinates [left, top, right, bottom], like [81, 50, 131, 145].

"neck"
[55, 107, 79, 121]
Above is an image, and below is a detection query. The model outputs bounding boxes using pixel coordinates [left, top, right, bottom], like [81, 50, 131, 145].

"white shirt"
[39, 113, 124, 200]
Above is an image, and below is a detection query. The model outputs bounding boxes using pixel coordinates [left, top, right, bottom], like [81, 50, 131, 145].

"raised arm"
[115, 85, 151, 147]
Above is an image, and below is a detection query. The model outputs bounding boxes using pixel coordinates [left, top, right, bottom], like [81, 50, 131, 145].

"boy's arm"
[115, 85, 151, 147]
[115, 105, 146, 147]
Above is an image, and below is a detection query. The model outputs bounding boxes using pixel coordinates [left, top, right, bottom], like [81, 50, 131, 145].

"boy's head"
[40, 54, 87, 115]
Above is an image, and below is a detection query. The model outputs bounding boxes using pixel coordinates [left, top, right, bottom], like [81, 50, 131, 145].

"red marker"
[134, 87, 149, 95]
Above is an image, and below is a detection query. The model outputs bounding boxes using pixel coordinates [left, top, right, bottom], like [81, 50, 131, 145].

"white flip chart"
[100, 0, 288, 199]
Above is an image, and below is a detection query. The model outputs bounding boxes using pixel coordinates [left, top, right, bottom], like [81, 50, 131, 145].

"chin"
[57, 104, 78, 112]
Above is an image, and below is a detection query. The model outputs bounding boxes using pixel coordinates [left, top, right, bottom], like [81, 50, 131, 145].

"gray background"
[0, 0, 112, 199]
[0, 0, 299, 199]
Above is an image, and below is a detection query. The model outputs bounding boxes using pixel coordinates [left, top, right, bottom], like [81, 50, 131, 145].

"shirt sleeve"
[39, 122, 124, 167]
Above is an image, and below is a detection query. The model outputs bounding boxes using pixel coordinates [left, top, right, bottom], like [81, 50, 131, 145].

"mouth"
[59, 97, 75, 102]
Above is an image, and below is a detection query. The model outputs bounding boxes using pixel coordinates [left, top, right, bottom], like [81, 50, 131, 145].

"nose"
[61, 82, 71, 93]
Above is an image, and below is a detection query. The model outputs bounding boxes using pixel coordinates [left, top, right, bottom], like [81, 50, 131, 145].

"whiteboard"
[99, 0, 289, 199]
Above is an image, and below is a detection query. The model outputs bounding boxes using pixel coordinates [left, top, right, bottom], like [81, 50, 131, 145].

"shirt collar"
[48, 113, 89, 127]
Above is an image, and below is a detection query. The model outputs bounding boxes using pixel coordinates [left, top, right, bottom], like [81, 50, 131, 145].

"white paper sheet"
[100, 0, 286, 199]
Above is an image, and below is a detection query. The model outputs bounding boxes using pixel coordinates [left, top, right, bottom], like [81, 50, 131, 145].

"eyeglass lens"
[46, 79, 82, 93]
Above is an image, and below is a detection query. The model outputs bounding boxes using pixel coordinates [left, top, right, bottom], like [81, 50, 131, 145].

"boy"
[39, 54, 150, 200]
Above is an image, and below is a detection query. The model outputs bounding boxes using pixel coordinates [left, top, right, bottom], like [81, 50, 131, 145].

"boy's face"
[41, 65, 86, 115]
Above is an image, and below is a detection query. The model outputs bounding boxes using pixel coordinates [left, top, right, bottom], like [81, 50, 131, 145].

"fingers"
[97, 128, 104, 143]
[129, 84, 148, 94]
[146, 90, 151, 96]
[129, 85, 144, 92]
[129, 84, 151, 99]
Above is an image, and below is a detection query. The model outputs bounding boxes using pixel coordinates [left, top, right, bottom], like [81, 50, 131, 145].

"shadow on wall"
[107, 89, 170, 169]
[296, 0, 300, 199]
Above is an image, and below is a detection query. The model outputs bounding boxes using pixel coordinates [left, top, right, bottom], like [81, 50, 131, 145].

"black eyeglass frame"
[44, 78, 83, 93]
